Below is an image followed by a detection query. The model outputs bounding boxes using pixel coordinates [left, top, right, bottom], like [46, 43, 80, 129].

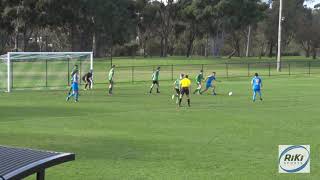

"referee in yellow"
[179, 74, 191, 107]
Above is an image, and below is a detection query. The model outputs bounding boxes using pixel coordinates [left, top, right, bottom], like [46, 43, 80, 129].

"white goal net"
[0, 52, 93, 92]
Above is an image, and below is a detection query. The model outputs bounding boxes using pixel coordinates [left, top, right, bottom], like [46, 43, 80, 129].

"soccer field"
[0, 75, 319, 179]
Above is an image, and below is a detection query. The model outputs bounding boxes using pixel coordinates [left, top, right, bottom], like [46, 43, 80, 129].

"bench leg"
[36, 170, 45, 180]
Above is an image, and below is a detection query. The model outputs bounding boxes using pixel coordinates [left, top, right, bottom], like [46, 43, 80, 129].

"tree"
[310, 9, 320, 59]
[135, 0, 159, 57]
[295, 7, 313, 57]
[154, 0, 178, 57]
[216, 0, 267, 57]
[2, 0, 44, 51]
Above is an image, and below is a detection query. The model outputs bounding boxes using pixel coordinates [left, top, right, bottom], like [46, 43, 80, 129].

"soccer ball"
[228, 92, 233, 96]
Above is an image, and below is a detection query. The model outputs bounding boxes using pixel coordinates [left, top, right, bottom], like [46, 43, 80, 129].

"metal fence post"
[45, 60, 48, 87]
[79, 60, 82, 85]
[11, 61, 13, 89]
[132, 66, 134, 83]
[201, 64, 204, 71]
[308, 61, 311, 75]
[226, 63, 229, 78]
[171, 64, 173, 80]
[268, 63, 271, 77]
[247, 63, 250, 77]
[288, 63, 291, 76]
[67, 59, 70, 86]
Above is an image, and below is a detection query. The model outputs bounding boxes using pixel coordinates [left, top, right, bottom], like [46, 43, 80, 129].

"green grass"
[1, 74, 320, 179]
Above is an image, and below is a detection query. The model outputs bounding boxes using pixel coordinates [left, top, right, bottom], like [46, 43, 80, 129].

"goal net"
[0, 52, 93, 92]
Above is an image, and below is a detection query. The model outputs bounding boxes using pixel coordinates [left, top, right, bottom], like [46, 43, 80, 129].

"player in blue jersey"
[68, 65, 78, 95]
[251, 73, 263, 102]
[201, 72, 219, 95]
[66, 70, 79, 102]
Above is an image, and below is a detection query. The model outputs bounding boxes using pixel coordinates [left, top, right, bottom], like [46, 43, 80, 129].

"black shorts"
[181, 87, 189, 95]
[175, 88, 180, 94]
[152, 80, 159, 85]
[86, 78, 92, 84]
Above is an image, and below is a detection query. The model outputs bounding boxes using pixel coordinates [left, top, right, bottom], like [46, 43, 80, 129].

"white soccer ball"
[228, 92, 233, 96]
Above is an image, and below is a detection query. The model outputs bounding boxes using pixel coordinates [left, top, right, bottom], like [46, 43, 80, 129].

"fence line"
[4, 60, 320, 90]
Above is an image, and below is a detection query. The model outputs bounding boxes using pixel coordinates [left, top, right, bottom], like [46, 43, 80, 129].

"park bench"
[0, 146, 75, 180]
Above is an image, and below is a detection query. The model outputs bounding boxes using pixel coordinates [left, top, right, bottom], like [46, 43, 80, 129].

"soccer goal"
[0, 52, 93, 92]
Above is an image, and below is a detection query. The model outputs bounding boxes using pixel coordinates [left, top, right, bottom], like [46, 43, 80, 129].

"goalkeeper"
[82, 70, 93, 90]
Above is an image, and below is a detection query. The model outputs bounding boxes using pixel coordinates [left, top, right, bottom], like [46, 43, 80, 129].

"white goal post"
[0, 52, 93, 92]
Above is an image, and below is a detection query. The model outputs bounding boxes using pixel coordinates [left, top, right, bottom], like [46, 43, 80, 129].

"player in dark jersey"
[82, 70, 93, 90]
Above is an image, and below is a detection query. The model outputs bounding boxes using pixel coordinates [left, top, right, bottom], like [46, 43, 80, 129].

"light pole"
[277, 0, 283, 72]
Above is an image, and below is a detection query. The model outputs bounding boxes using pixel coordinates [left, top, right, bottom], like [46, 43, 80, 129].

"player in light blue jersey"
[201, 72, 219, 95]
[68, 65, 78, 95]
[66, 71, 79, 102]
[251, 73, 263, 102]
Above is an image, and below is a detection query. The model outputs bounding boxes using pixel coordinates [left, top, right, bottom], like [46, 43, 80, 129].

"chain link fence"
[96, 61, 319, 84]
[2, 60, 320, 90]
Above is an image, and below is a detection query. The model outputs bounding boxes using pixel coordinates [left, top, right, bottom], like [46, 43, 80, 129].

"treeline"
[0, 0, 319, 58]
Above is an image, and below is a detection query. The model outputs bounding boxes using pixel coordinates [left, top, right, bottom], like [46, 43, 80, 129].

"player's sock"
[75, 93, 79, 102]
[66, 92, 74, 101]
[68, 87, 73, 95]
[187, 99, 190, 107]
[179, 98, 182, 106]
[258, 92, 262, 101]
[193, 89, 197, 94]
[253, 91, 256, 102]
[212, 90, 217, 95]
[157, 88, 160, 93]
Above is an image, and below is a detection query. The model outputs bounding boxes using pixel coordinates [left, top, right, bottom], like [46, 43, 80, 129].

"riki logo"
[284, 154, 304, 162]
[279, 145, 310, 173]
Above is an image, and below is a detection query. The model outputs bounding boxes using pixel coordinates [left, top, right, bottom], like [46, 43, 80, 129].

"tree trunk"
[312, 46, 317, 59]
[143, 37, 147, 57]
[268, 41, 274, 57]
[92, 31, 96, 57]
[205, 34, 209, 57]
[164, 37, 168, 57]
[306, 42, 310, 58]
[246, 25, 251, 57]
[14, 33, 19, 52]
[160, 37, 164, 57]
[235, 38, 241, 57]
[186, 30, 195, 58]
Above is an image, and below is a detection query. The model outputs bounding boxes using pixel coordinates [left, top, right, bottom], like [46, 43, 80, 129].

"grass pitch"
[0, 74, 319, 180]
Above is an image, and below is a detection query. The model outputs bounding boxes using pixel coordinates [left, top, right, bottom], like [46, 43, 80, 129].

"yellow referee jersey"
[180, 78, 191, 88]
